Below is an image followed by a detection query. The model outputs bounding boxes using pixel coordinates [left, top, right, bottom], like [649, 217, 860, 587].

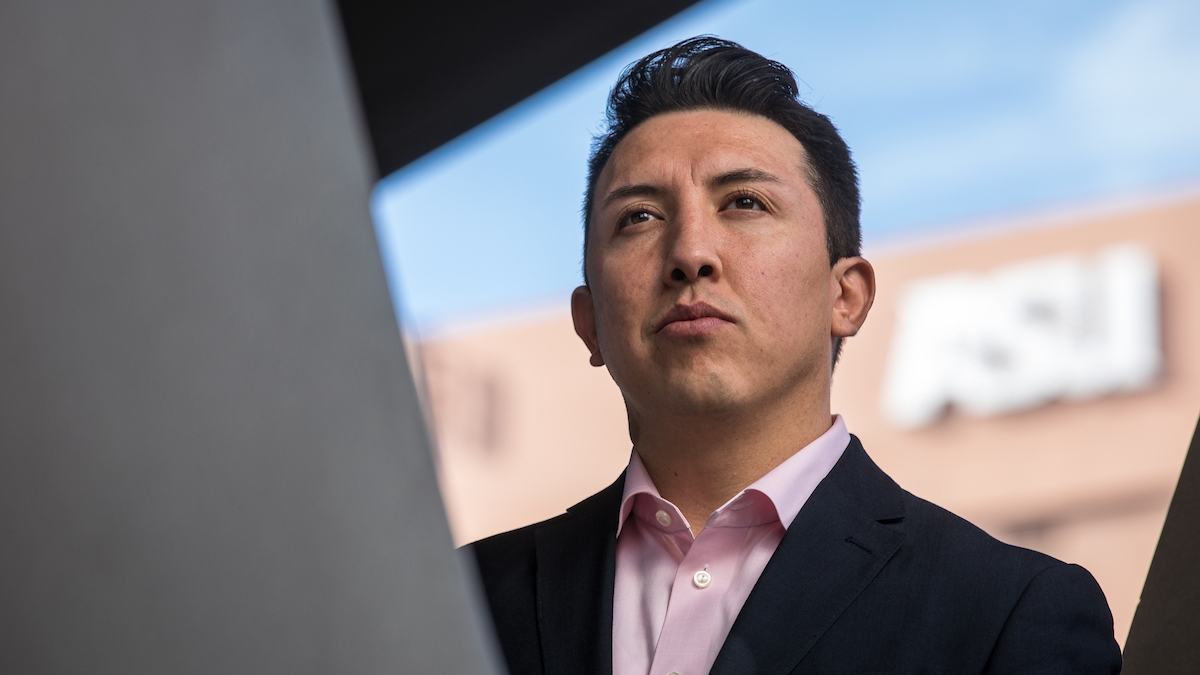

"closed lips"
[655, 302, 735, 333]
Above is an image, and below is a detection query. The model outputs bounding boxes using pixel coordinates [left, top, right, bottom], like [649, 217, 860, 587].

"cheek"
[591, 275, 650, 353]
[744, 251, 831, 335]
[594, 246, 659, 309]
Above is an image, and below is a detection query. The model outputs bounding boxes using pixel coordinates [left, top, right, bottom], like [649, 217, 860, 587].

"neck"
[631, 386, 832, 536]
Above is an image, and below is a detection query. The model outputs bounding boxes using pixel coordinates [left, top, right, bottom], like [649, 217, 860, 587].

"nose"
[663, 207, 722, 286]
[670, 265, 713, 281]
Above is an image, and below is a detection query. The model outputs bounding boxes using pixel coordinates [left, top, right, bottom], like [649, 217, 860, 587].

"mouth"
[655, 301, 736, 337]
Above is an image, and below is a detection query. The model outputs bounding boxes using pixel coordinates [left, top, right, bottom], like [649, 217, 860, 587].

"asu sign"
[881, 244, 1161, 429]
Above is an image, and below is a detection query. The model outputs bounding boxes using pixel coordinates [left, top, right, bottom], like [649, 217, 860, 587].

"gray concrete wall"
[0, 1, 497, 672]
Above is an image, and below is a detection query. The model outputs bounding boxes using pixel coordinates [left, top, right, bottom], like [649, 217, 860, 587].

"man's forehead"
[597, 109, 809, 195]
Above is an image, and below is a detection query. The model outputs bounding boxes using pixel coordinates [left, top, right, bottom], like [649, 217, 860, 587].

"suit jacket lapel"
[535, 474, 624, 675]
[710, 437, 907, 675]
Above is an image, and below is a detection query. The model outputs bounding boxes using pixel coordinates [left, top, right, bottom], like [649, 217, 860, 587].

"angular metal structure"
[336, 0, 701, 176]
[0, 1, 495, 672]
[1122, 414, 1200, 672]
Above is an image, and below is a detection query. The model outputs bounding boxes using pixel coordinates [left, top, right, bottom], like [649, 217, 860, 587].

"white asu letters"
[881, 244, 1161, 429]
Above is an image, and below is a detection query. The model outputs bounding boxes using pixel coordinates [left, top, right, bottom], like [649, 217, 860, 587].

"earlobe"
[830, 257, 876, 339]
[571, 285, 605, 367]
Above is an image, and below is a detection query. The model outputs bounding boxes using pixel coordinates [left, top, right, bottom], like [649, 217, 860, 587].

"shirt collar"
[617, 415, 851, 536]
[616, 449, 665, 537]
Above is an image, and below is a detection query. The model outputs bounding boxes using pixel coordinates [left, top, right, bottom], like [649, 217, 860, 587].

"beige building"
[416, 192, 1200, 646]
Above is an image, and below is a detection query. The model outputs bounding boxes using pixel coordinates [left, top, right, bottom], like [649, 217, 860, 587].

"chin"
[661, 371, 748, 415]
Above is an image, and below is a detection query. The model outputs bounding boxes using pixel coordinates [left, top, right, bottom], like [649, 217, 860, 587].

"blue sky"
[372, 0, 1200, 337]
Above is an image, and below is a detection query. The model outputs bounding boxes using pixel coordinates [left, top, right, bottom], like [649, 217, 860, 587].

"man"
[469, 37, 1121, 675]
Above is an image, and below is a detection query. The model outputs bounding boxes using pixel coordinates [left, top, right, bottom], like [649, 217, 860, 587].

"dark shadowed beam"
[336, 0, 702, 178]
[1122, 413, 1200, 673]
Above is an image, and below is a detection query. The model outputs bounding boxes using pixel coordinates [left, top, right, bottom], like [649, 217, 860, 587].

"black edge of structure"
[1122, 413, 1200, 672]
[335, 0, 701, 178]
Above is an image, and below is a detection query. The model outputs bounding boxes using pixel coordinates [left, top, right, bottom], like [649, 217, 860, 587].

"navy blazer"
[469, 437, 1122, 674]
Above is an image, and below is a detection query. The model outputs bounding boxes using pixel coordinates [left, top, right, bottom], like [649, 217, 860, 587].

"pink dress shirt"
[612, 415, 851, 675]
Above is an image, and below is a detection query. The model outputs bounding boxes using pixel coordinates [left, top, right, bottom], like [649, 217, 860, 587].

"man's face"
[573, 109, 869, 427]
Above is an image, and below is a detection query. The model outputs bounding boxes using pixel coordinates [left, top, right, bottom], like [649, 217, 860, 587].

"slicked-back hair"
[583, 36, 862, 285]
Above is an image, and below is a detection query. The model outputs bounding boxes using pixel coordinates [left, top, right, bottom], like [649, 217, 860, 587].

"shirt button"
[655, 510, 672, 527]
[667, 672, 681, 675]
[693, 570, 712, 588]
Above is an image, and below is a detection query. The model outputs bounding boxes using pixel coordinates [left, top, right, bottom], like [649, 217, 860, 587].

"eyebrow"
[599, 168, 782, 212]
[600, 183, 664, 211]
[708, 167, 783, 188]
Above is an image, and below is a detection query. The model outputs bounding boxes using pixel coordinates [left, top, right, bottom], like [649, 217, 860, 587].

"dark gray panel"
[336, 0, 702, 176]
[0, 1, 497, 673]
[1122, 414, 1200, 673]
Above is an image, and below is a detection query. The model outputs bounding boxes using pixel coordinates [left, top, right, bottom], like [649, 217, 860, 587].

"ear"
[830, 256, 875, 339]
[571, 285, 605, 367]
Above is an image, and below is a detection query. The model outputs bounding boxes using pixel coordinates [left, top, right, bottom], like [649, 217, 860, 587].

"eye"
[725, 194, 766, 211]
[618, 208, 658, 229]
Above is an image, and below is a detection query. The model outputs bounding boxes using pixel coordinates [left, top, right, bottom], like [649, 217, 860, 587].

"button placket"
[646, 529, 733, 675]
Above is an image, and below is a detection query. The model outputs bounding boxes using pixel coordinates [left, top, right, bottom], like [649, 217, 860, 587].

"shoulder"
[826, 439, 1119, 670]
[892, 489, 1099, 604]
[899, 490, 1058, 576]
[464, 519, 552, 675]
[980, 552, 1122, 673]
[464, 473, 624, 611]
[469, 512, 564, 565]
[467, 513, 564, 600]
[463, 476, 625, 675]
[830, 437, 1076, 589]
[830, 438, 1063, 585]
[890, 491, 1121, 672]
[467, 472, 624, 579]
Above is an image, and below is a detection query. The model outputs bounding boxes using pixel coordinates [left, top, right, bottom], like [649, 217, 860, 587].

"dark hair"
[583, 36, 861, 283]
